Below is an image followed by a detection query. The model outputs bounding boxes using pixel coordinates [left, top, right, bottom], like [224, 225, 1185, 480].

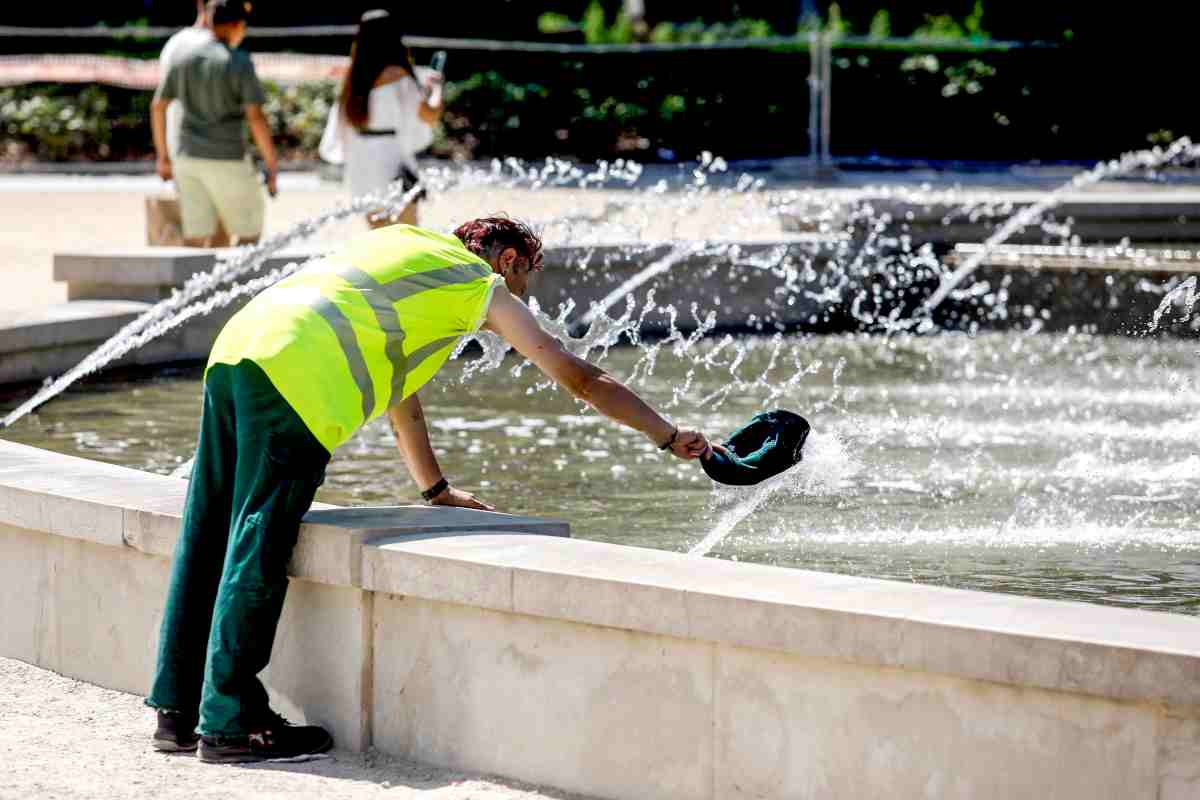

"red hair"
[453, 215, 543, 270]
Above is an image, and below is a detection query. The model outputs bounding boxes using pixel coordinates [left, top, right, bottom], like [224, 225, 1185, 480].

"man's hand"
[156, 156, 173, 181]
[244, 103, 278, 195]
[666, 429, 711, 461]
[429, 485, 495, 512]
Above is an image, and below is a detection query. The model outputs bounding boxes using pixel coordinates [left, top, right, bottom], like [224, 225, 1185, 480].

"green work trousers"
[147, 360, 330, 736]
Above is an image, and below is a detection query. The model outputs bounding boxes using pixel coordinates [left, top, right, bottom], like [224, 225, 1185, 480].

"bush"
[1, 85, 114, 161]
[0, 34, 1184, 166]
[261, 80, 338, 158]
[0, 81, 340, 164]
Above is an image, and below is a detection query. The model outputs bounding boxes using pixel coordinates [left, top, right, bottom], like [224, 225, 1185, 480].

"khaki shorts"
[174, 155, 265, 240]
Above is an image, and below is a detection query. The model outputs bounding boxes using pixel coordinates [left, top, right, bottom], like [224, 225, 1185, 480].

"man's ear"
[499, 247, 519, 273]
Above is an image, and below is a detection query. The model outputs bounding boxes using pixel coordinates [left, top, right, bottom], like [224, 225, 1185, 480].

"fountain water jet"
[922, 138, 1200, 315]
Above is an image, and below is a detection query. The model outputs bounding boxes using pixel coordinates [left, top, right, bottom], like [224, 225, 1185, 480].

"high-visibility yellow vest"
[208, 224, 501, 453]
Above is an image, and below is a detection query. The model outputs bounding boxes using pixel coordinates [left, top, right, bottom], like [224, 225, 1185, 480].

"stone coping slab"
[53, 249, 321, 287]
[0, 440, 567, 587]
[950, 243, 1200, 274]
[365, 533, 1200, 710]
[0, 300, 149, 354]
[862, 192, 1200, 221]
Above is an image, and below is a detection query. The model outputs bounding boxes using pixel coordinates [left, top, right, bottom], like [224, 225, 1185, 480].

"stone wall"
[1, 438, 1198, 799]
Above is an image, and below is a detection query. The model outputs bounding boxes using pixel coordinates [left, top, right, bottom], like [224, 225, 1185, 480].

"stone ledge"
[365, 533, 1200, 710]
[0, 300, 150, 354]
[52, 249, 319, 288]
[950, 243, 1200, 274]
[54, 249, 218, 287]
[0, 441, 568, 588]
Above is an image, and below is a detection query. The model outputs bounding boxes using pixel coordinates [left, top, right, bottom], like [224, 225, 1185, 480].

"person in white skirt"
[319, 9, 444, 229]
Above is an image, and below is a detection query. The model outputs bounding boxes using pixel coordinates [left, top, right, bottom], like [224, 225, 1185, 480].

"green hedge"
[0, 81, 339, 163]
[0, 45, 1180, 166]
[1, 85, 136, 160]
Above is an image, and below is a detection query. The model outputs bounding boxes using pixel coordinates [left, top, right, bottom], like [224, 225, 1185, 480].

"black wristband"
[421, 477, 449, 502]
[658, 427, 679, 451]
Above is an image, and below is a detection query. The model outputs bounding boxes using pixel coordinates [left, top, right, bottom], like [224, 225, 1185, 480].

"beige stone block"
[514, 567, 692, 640]
[1160, 712, 1200, 800]
[291, 522, 370, 588]
[0, 300, 150, 353]
[52, 537, 169, 695]
[362, 543, 513, 611]
[122, 491, 187, 557]
[714, 645, 1159, 800]
[0, 484, 125, 548]
[372, 596, 714, 800]
[53, 249, 216, 287]
[509, 539, 694, 639]
[1, 522, 372, 753]
[265, 582, 373, 752]
[686, 591, 859, 664]
[0, 524, 56, 667]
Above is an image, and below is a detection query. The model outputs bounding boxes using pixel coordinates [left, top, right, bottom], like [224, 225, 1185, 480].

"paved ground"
[1, 174, 352, 313]
[0, 656, 592, 800]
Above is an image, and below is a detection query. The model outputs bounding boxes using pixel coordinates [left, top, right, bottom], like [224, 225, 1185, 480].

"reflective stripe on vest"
[307, 260, 490, 419]
[309, 293, 378, 422]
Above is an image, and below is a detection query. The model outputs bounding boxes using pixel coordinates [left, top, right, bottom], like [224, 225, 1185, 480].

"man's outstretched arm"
[386, 393, 494, 510]
[484, 286, 710, 460]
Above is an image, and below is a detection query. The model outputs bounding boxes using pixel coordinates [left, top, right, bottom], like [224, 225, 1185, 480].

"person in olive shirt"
[151, 0, 276, 247]
[148, 217, 712, 763]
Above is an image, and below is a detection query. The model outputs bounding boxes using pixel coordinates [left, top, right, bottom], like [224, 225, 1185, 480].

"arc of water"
[1149, 276, 1199, 332]
[576, 243, 701, 329]
[688, 478, 788, 556]
[922, 138, 1200, 315]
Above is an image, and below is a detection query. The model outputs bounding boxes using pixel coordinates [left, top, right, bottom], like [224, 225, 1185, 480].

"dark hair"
[454, 216, 544, 270]
[340, 9, 419, 131]
[207, 0, 251, 25]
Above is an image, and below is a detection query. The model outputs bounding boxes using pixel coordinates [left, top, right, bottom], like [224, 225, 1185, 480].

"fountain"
[2, 141, 1200, 612]
[3, 143, 1200, 800]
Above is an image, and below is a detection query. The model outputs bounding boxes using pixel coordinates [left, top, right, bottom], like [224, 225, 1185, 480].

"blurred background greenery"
[1, 2, 1191, 165]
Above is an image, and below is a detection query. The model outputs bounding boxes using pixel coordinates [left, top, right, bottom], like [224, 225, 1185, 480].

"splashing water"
[577, 243, 701, 328]
[688, 431, 856, 556]
[1149, 276, 1199, 332]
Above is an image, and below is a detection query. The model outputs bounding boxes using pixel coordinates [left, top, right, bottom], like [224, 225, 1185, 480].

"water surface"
[4, 331, 1198, 614]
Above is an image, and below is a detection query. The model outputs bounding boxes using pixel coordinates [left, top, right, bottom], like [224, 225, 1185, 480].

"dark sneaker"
[152, 710, 199, 752]
[197, 714, 333, 764]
